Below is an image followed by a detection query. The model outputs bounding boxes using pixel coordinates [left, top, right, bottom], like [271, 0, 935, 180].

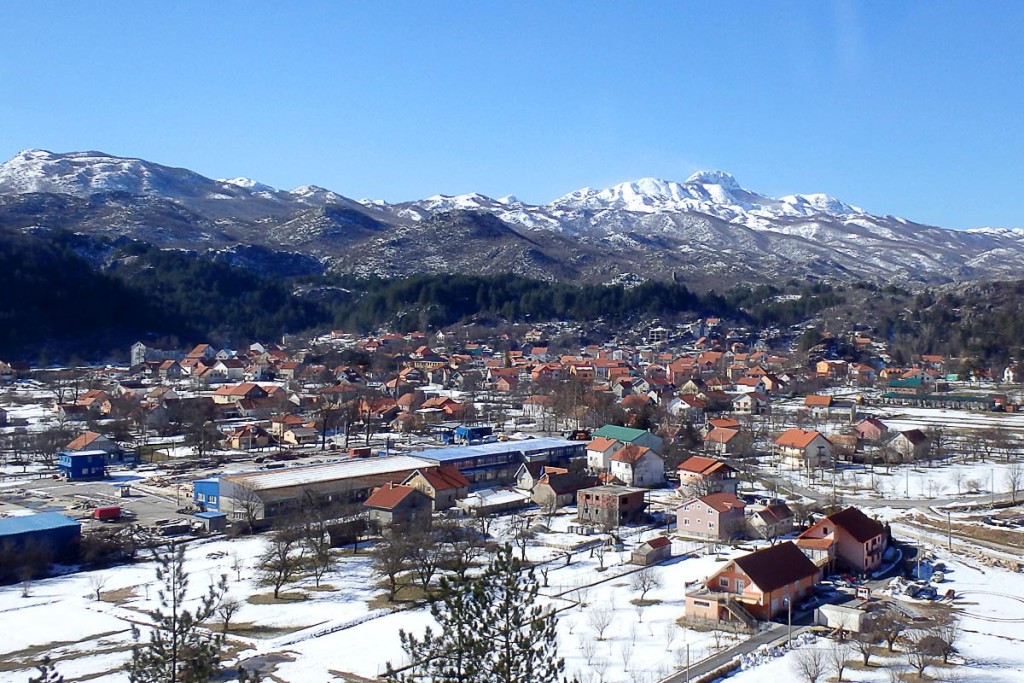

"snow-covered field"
[6, 507, 1024, 682]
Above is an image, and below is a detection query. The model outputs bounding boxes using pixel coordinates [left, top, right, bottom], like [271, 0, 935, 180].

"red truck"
[92, 506, 122, 521]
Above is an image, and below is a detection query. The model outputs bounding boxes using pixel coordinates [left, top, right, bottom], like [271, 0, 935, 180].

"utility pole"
[947, 510, 952, 551]
[785, 597, 792, 646]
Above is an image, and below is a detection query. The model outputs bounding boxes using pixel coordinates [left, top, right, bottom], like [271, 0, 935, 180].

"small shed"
[631, 536, 672, 566]
[57, 450, 107, 481]
[195, 511, 228, 533]
[815, 603, 877, 634]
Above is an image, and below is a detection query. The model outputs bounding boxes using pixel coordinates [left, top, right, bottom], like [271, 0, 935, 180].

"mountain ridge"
[2, 148, 1023, 286]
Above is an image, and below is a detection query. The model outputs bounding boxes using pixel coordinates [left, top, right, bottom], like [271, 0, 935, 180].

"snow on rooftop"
[223, 455, 434, 490]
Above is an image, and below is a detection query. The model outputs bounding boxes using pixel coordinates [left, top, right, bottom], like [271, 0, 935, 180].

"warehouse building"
[211, 438, 584, 526]
[0, 512, 81, 561]
[217, 455, 436, 525]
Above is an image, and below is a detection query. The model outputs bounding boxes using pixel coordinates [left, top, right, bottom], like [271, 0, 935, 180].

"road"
[660, 623, 802, 683]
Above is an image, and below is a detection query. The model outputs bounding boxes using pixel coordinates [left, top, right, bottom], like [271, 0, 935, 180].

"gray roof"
[222, 455, 434, 490]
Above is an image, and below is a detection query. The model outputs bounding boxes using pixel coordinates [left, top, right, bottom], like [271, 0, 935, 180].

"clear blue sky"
[1, 2, 1021, 229]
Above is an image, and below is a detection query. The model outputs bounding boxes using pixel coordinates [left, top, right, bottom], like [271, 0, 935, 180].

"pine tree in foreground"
[387, 543, 566, 683]
[126, 543, 227, 683]
[28, 655, 63, 682]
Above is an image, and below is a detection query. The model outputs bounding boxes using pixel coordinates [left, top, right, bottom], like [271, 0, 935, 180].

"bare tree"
[792, 647, 827, 683]
[619, 640, 634, 673]
[587, 606, 613, 640]
[215, 597, 241, 634]
[875, 609, 907, 652]
[88, 574, 109, 601]
[929, 617, 962, 664]
[1006, 461, 1023, 504]
[853, 632, 876, 666]
[508, 511, 534, 562]
[827, 640, 852, 682]
[905, 630, 932, 679]
[370, 528, 411, 602]
[257, 528, 304, 599]
[434, 517, 488, 580]
[231, 483, 262, 534]
[950, 469, 965, 497]
[630, 566, 663, 602]
[885, 663, 906, 683]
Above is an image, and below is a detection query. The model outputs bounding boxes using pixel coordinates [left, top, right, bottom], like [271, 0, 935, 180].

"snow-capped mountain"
[2, 148, 1023, 286]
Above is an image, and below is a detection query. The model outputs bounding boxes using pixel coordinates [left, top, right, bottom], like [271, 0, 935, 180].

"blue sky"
[1, 2, 1021, 228]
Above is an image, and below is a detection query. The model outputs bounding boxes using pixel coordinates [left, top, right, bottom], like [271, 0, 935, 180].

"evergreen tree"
[126, 543, 227, 683]
[28, 656, 63, 682]
[388, 544, 565, 683]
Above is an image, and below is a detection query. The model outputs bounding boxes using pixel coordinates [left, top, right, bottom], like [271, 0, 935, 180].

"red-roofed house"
[797, 506, 888, 573]
[685, 541, 820, 623]
[631, 536, 672, 566]
[609, 444, 665, 487]
[676, 493, 747, 540]
[402, 466, 471, 511]
[773, 429, 832, 468]
[363, 483, 433, 528]
[676, 455, 738, 495]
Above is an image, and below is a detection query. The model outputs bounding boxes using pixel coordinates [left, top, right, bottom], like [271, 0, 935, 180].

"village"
[3, 318, 1024, 682]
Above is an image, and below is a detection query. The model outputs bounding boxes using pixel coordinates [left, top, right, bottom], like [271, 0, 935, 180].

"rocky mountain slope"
[1, 149, 1022, 285]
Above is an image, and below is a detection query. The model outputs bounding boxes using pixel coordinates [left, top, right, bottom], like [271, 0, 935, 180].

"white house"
[774, 429, 832, 468]
[586, 437, 623, 471]
[609, 445, 665, 487]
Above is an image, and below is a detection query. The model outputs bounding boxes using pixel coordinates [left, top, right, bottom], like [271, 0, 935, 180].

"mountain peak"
[684, 170, 741, 190]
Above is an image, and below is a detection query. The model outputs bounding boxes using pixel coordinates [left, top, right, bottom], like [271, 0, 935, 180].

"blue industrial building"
[58, 450, 107, 480]
[0, 512, 81, 560]
[193, 477, 221, 511]
[417, 437, 585, 486]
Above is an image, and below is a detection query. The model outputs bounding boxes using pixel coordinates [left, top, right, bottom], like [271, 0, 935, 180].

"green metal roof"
[592, 425, 652, 443]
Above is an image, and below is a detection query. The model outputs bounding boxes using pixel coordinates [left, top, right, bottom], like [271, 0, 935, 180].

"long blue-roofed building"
[0, 512, 81, 560]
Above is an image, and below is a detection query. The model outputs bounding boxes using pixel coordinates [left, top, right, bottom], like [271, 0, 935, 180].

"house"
[402, 466, 470, 511]
[889, 429, 930, 461]
[226, 425, 271, 450]
[685, 541, 820, 623]
[363, 483, 433, 528]
[609, 445, 665, 487]
[212, 382, 269, 404]
[676, 493, 747, 540]
[732, 392, 769, 415]
[746, 502, 795, 541]
[804, 394, 834, 419]
[586, 437, 623, 471]
[576, 485, 647, 527]
[514, 462, 556, 491]
[676, 455, 738, 495]
[853, 417, 889, 443]
[797, 506, 888, 574]
[703, 428, 745, 457]
[65, 431, 134, 465]
[77, 389, 113, 415]
[282, 427, 319, 446]
[591, 425, 664, 454]
[630, 536, 672, 566]
[773, 429, 832, 469]
[530, 472, 601, 510]
[58, 451, 107, 481]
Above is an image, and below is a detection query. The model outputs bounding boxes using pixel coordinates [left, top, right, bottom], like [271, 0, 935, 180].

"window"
[719, 577, 729, 588]
[736, 579, 745, 592]
[208, 496, 217, 505]
[683, 519, 690, 526]
[709, 522, 715, 529]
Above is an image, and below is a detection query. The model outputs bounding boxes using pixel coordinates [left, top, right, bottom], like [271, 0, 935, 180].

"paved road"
[660, 623, 801, 683]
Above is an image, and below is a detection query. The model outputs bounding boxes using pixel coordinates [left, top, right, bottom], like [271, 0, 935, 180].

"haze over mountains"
[1, 148, 1021, 286]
